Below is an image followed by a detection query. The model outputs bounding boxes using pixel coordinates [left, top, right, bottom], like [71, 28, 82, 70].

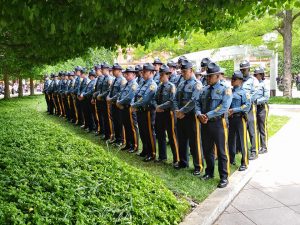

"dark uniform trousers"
[247, 104, 259, 155]
[45, 93, 50, 113]
[121, 106, 139, 150]
[228, 114, 248, 166]
[48, 94, 54, 114]
[68, 94, 75, 122]
[201, 117, 230, 180]
[257, 104, 269, 149]
[99, 100, 114, 140]
[177, 113, 203, 171]
[95, 100, 104, 134]
[62, 94, 70, 120]
[82, 97, 95, 130]
[54, 94, 61, 115]
[155, 110, 179, 162]
[137, 109, 156, 158]
[75, 97, 84, 125]
[111, 103, 123, 143]
[58, 94, 64, 116]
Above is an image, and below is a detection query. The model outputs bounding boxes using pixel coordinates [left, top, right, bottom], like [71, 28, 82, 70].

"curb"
[180, 150, 265, 225]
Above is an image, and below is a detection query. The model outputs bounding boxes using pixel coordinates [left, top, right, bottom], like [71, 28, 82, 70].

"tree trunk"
[282, 10, 293, 97]
[18, 76, 23, 97]
[30, 77, 34, 96]
[3, 73, 10, 99]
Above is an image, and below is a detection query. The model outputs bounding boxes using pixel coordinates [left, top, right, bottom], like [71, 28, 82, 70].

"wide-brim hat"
[180, 59, 193, 70]
[206, 62, 221, 75]
[159, 64, 171, 74]
[124, 66, 136, 73]
[232, 71, 243, 79]
[240, 60, 250, 69]
[143, 63, 156, 71]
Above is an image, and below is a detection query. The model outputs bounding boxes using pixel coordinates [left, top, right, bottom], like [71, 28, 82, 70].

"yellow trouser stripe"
[195, 115, 203, 171]
[107, 102, 114, 139]
[170, 111, 179, 162]
[253, 105, 259, 154]
[129, 107, 138, 149]
[95, 103, 100, 132]
[73, 97, 78, 123]
[222, 118, 230, 175]
[242, 118, 248, 166]
[52, 94, 58, 113]
[264, 104, 269, 148]
[147, 111, 156, 157]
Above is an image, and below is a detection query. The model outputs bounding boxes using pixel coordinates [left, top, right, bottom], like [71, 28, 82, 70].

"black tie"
[205, 86, 213, 113]
[110, 78, 118, 97]
[158, 84, 165, 104]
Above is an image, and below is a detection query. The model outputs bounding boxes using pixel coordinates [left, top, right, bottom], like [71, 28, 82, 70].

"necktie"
[110, 78, 118, 97]
[205, 86, 213, 113]
[158, 84, 165, 104]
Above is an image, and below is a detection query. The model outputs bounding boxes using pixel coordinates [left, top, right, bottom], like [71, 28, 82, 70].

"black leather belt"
[208, 115, 224, 122]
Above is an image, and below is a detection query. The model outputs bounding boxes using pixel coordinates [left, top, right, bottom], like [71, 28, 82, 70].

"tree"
[274, 7, 300, 97]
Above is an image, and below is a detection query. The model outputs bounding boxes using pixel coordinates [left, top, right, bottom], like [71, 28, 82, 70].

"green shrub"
[0, 97, 189, 224]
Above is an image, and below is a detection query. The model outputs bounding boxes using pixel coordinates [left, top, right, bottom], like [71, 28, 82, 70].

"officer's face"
[181, 69, 193, 80]
[207, 74, 219, 85]
[69, 76, 73, 80]
[96, 69, 102, 76]
[240, 68, 250, 76]
[102, 68, 109, 75]
[231, 78, 242, 87]
[142, 70, 153, 80]
[160, 73, 169, 83]
[113, 69, 122, 77]
[125, 72, 135, 81]
[254, 73, 262, 81]
[154, 64, 161, 71]
[76, 71, 81, 76]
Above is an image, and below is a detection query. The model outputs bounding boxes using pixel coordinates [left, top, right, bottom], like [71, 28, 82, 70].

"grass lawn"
[269, 96, 300, 105]
[0, 96, 289, 224]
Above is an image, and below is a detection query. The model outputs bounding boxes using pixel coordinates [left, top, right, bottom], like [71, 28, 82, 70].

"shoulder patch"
[246, 93, 250, 100]
[121, 79, 127, 86]
[225, 88, 232, 95]
[196, 83, 202, 90]
[132, 84, 137, 91]
[171, 86, 176, 93]
[108, 79, 113, 85]
[150, 84, 156, 91]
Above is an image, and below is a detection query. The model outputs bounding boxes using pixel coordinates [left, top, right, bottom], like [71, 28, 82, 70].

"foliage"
[218, 60, 234, 77]
[269, 96, 300, 104]
[0, 96, 189, 224]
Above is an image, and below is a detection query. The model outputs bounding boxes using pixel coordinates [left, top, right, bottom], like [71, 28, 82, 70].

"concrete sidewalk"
[215, 111, 300, 225]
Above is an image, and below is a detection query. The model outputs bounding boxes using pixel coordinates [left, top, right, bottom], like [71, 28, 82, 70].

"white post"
[234, 59, 240, 71]
[269, 52, 278, 96]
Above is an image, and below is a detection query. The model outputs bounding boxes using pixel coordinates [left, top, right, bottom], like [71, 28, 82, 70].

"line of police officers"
[43, 57, 269, 188]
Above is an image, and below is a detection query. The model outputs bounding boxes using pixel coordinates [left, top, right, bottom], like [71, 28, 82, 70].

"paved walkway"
[215, 106, 300, 225]
[0, 92, 42, 99]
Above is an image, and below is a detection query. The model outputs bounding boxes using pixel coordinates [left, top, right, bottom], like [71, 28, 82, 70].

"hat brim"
[206, 72, 222, 76]
[240, 66, 250, 69]
[160, 72, 171, 75]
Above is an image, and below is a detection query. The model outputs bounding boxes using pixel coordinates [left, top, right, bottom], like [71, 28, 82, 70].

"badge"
[216, 89, 221, 94]
[132, 84, 137, 91]
[196, 83, 202, 90]
[214, 104, 222, 112]
[171, 86, 176, 93]
[225, 88, 232, 95]
[246, 93, 250, 100]
[150, 84, 155, 91]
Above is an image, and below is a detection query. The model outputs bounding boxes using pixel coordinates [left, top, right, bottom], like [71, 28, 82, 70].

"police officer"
[228, 71, 251, 171]
[67, 71, 76, 123]
[240, 60, 259, 160]
[195, 69, 202, 81]
[80, 70, 96, 132]
[77, 68, 90, 129]
[57, 72, 65, 117]
[167, 61, 178, 84]
[174, 59, 203, 175]
[196, 62, 232, 188]
[117, 66, 139, 152]
[153, 58, 163, 85]
[46, 74, 55, 115]
[154, 64, 179, 167]
[91, 64, 102, 136]
[135, 65, 144, 86]
[107, 63, 127, 146]
[199, 58, 211, 86]
[132, 63, 157, 162]
[73, 66, 84, 125]
[60, 72, 69, 118]
[254, 67, 270, 154]
[174, 56, 186, 87]
[52, 73, 61, 116]
[43, 75, 51, 113]
[97, 62, 114, 141]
